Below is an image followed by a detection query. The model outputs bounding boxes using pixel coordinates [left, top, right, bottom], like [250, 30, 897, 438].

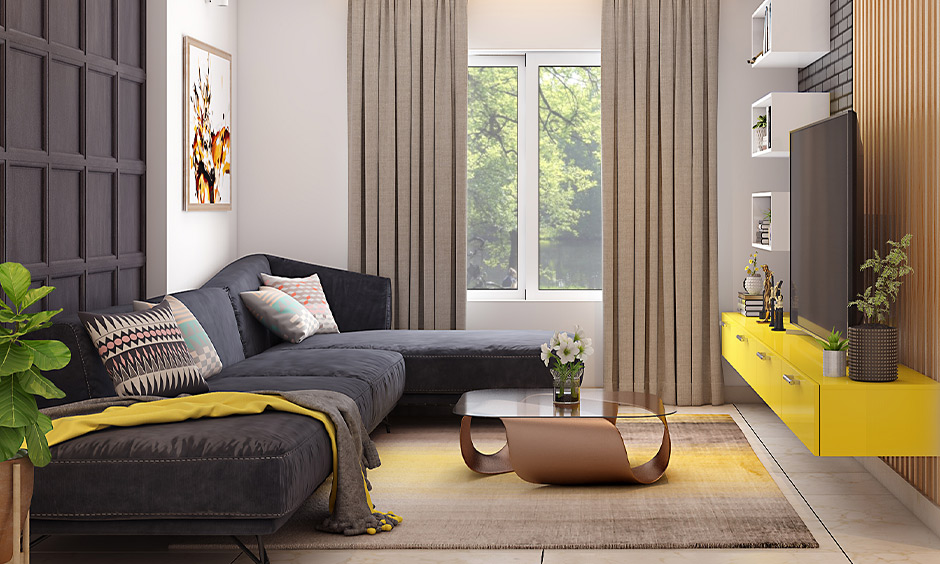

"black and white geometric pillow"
[79, 301, 209, 397]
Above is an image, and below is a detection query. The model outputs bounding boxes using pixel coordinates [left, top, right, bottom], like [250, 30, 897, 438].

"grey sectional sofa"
[29, 254, 552, 539]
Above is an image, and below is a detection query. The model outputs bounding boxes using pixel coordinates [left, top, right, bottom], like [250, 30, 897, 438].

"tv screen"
[790, 110, 862, 339]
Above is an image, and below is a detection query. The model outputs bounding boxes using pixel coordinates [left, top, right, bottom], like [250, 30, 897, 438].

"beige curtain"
[347, 0, 468, 330]
[601, 0, 722, 405]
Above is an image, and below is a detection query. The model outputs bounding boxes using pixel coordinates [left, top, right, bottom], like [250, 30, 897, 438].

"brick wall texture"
[798, 0, 853, 113]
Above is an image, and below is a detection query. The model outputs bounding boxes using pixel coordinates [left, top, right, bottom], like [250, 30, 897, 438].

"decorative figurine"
[772, 281, 785, 331]
[758, 265, 774, 323]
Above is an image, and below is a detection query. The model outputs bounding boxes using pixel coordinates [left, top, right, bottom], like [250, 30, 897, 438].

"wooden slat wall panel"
[855, 0, 940, 506]
[0, 0, 146, 314]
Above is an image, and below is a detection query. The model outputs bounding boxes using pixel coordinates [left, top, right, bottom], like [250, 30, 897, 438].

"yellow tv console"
[721, 312, 939, 456]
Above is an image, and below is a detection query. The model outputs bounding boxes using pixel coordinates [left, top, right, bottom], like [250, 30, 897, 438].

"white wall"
[146, 0, 239, 295]
[717, 0, 797, 389]
[469, 0, 602, 50]
[235, 0, 349, 270]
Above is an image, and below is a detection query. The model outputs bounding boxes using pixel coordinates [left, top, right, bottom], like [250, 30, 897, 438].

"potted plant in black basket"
[846, 234, 913, 382]
[0, 262, 70, 561]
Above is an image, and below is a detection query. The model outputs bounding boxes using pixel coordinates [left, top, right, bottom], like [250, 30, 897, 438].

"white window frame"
[467, 51, 602, 302]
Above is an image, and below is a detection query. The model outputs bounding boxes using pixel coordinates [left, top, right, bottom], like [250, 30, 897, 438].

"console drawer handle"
[736, 334, 747, 342]
[755, 351, 768, 360]
[782, 374, 800, 385]
[720, 321, 727, 328]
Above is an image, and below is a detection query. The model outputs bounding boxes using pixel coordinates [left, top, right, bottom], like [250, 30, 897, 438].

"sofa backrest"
[31, 288, 245, 408]
[201, 254, 279, 358]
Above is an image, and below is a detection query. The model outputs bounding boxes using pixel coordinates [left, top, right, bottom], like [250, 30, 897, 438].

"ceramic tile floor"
[29, 403, 940, 564]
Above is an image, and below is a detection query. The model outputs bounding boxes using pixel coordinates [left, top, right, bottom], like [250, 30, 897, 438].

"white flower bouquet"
[541, 326, 594, 404]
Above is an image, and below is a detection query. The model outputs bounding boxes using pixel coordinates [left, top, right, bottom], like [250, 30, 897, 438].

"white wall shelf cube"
[751, 92, 830, 158]
[750, 0, 830, 68]
[751, 192, 789, 252]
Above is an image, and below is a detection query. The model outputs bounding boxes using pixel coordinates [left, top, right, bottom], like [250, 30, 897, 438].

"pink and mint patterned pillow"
[240, 286, 320, 343]
[133, 295, 223, 378]
[79, 301, 208, 397]
[260, 272, 339, 334]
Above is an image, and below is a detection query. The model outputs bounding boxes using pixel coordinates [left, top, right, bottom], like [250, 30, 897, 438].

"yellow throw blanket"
[44, 391, 401, 535]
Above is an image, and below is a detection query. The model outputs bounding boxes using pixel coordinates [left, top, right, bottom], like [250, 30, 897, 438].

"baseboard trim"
[723, 385, 762, 404]
[856, 456, 940, 538]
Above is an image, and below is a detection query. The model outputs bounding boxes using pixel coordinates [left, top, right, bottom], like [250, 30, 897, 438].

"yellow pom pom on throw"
[381, 524, 392, 531]
[366, 527, 377, 535]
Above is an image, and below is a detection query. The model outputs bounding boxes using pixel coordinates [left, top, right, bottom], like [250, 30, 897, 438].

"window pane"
[467, 66, 519, 290]
[538, 66, 602, 290]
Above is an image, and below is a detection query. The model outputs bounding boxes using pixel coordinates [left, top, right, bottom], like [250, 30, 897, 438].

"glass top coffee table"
[454, 389, 677, 485]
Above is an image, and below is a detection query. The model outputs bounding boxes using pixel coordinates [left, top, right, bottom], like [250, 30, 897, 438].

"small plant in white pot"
[743, 251, 762, 295]
[815, 329, 849, 378]
[846, 234, 913, 382]
[0, 262, 70, 561]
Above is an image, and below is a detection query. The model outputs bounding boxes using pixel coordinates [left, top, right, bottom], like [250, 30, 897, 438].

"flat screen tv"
[790, 110, 862, 339]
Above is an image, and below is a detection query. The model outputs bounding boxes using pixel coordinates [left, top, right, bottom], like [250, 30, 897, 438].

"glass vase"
[551, 364, 584, 406]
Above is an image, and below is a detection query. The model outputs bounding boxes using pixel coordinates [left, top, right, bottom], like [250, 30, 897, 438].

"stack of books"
[738, 292, 763, 317]
[756, 220, 771, 245]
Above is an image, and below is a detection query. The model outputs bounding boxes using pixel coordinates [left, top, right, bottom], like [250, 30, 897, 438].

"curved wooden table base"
[459, 413, 671, 485]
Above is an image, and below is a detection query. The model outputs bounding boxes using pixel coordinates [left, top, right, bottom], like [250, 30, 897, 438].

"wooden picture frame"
[183, 36, 232, 211]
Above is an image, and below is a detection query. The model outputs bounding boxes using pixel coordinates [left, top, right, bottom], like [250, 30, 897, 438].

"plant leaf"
[35, 411, 53, 435]
[25, 420, 51, 467]
[0, 425, 26, 461]
[20, 340, 71, 371]
[23, 309, 61, 334]
[15, 366, 65, 400]
[0, 310, 28, 324]
[0, 262, 32, 306]
[0, 341, 34, 377]
[0, 376, 39, 428]
[19, 286, 54, 310]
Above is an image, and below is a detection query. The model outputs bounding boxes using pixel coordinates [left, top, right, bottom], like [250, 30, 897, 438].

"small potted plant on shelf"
[846, 234, 913, 382]
[541, 326, 594, 406]
[753, 114, 768, 151]
[815, 328, 849, 378]
[0, 262, 70, 562]
[743, 251, 762, 295]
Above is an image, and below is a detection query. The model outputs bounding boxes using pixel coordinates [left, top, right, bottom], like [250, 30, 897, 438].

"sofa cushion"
[78, 302, 209, 397]
[167, 288, 245, 367]
[201, 254, 277, 358]
[32, 412, 332, 524]
[261, 272, 340, 334]
[270, 330, 554, 394]
[208, 348, 405, 432]
[240, 287, 320, 343]
[134, 296, 224, 378]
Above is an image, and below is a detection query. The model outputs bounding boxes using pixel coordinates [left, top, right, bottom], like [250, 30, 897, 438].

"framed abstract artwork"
[183, 36, 232, 211]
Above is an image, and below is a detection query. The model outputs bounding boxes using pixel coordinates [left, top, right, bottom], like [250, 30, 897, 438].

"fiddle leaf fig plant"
[0, 262, 70, 467]
[848, 234, 913, 325]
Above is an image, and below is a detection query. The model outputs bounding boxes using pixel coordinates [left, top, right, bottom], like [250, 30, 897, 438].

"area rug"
[174, 414, 817, 550]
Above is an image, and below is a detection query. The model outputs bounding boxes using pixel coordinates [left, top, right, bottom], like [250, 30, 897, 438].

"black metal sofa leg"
[231, 535, 269, 564]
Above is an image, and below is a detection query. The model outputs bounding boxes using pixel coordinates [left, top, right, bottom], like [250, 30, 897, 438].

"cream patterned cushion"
[260, 272, 340, 334]
[133, 295, 223, 378]
[240, 286, 321, 343]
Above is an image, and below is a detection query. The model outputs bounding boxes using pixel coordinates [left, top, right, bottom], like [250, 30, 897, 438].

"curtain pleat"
[348, 0, 468, 330]
[602, 0, 722, 406]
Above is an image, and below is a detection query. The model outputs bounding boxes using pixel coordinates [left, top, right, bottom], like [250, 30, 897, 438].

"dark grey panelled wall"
[0, 0, 146, 313]
[798, 0, 852, 113]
